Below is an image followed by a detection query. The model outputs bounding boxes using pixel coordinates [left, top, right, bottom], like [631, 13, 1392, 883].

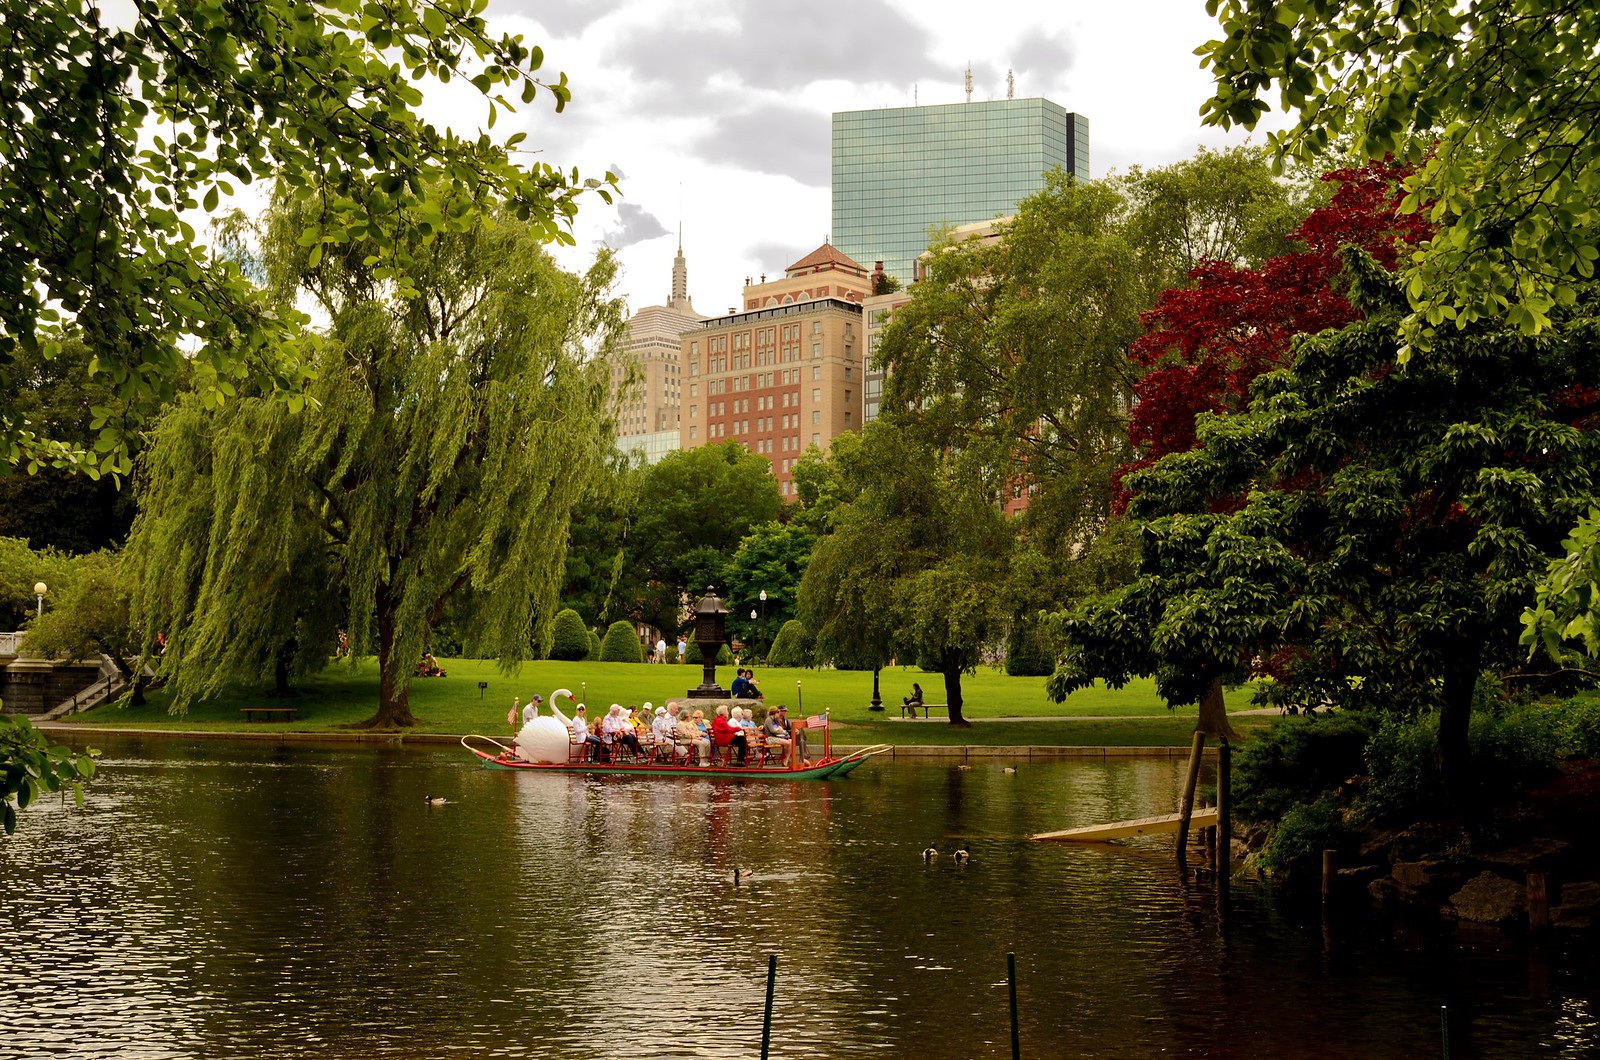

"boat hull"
[462, 736, 874, 780]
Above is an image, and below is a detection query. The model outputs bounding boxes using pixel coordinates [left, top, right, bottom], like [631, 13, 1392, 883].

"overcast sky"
[451, 1, 1293, 317]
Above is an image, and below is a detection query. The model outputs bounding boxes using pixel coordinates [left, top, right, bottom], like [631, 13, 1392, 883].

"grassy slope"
[61, 659, 1269, 747]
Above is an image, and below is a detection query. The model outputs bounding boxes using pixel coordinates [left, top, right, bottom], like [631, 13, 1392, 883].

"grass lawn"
[59, 658, 1271, 748]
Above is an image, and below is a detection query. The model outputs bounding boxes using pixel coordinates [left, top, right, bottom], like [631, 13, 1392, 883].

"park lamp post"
[759, 589, 767, 662]
[33, 581, 47, 618]
[870, 665, 884, 712]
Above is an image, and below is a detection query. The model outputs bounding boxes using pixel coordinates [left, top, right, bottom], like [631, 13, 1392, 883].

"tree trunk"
[1196, 677, 1236, 740]
[1438, 644, 1480, 814]
[271, 640, 295, 698]
[362, 602, 417, 728]
[942, 651, 969, 726]
[1177, 730, 1206, 872]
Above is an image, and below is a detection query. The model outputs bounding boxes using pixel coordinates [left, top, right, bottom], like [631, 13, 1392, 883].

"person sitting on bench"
[903, 683, 924, 713]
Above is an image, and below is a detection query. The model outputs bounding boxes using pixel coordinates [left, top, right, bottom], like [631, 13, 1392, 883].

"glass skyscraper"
[831, 98, 1090, 284]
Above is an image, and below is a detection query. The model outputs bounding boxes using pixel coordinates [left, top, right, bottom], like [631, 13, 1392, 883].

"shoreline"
[35, 722, 1216, 759]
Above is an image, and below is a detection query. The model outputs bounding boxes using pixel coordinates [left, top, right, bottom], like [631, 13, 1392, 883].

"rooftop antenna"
[1007, 69, 1014, 99]
[964, 64, 973, 103]
[914, 82, 918, 106]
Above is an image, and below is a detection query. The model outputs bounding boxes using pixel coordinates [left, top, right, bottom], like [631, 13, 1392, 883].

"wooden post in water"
[1322, 850, 1338, 906]
[1007, 950, 1020, 1060]
[1216, 738, 1231, 871]
[1528, 872, 1550, 933]
[760, 954, 777, 1060]
[1176, 730, 1206, 872]
[1440, 1004, 1450, 1059]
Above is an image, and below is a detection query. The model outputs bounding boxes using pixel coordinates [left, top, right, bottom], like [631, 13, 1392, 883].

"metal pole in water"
[760, 954, 777, 1060]
[1007, 951, 1020, 1060]
[1440, 1004, 1449, 1059]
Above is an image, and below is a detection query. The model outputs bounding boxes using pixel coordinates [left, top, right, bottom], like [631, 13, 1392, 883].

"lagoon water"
[3, 735, 1596, 1059]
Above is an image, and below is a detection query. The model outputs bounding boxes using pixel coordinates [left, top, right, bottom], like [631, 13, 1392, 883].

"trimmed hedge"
[549, 609, 591, 662]
[599, 620, 644, 663]
[767, 620, 812, 668]
[587, 629, 603, 660]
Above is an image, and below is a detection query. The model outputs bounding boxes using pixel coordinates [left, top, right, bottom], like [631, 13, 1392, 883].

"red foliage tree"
[1115, 161, 1432, 510]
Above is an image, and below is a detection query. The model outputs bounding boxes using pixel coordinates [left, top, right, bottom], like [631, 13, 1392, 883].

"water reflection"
[2, 736, 1595, 1058]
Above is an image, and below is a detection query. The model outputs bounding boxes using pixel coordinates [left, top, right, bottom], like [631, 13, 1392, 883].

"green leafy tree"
[0, 337, 139, 551]
[799, 424, 1010, 723]
[599, 620, 642, 663]
[626, 442, 783, 631]
[587, 629, 603, 660]
[18, 551, 148, 704]
[1052, 252, 1600, 806]
[2, 1, 612, 475]
[767, 619, 814, 668]
[547, 608, 592, 662]
[0, 537, 79, 632]
[721, 521, 816, 656]
[127, 194, 621, 726]
[1200, 0, 1600, 352]
[0, 711, 97, 835]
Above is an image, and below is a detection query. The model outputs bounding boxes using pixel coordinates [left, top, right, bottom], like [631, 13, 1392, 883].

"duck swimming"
[952, 846, 971, 866]
[922, 844, 938, 863]
[425, 794, 446, 806]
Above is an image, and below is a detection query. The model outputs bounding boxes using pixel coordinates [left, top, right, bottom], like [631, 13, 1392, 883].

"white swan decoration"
[515, 687, 576, 763]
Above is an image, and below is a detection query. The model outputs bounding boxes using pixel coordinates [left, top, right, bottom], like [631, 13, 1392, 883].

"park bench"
[240, 707, 299, 722]
[900, 702, 948, 719]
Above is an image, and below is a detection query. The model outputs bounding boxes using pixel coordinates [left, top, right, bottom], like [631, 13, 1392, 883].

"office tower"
[611, 239, 702, 463]
[832, 98, 1088, 284]
[679, 242, 869, 497]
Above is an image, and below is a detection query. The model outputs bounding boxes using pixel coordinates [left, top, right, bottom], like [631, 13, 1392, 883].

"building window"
[811, 388, 821, 403]
[812, 410, 821, 424]
[812, 366, 821, 380]
[811, 343, 821, 358]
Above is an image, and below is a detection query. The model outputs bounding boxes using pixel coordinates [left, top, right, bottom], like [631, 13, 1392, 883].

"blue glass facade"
[831, 99, 1089, 284]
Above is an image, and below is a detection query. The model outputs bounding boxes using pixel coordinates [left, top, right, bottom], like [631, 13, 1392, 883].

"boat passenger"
[711, 705, 747, 766]
[738, 707, 758, 733]
[692, 710, 711, 760]
[603, 704, 642, 758]
[570, 703, 600, 760]
[652, 705, 676, 752]
[764, 704, 794, 767]
[522, 693, 541, 726]
[674, 707, 705, 763]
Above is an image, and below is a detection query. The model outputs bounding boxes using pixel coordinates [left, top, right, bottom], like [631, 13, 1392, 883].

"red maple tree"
[1115, 161, 1432, 510]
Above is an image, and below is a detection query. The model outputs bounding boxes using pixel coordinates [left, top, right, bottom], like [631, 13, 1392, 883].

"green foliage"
[717, 643, 733, 666]
[587, 630, 604, 660]
[548, 608, 591, 662]
[0, 537, 79, 632]
[720, 521, 815, 650]
[1054, 255, 1600, 802]
[767, 620, 814, 668]
[798, 423, 1010, 720]
[2, 2, 613, 476]
[599, 620, 642, 663]
[19, 551, 144, 700]
[1234, 712, 1378, 824]
[0, 710, 97, 835]
[1257, 796, 1351, 877]
[1004, 619, 1057, 677]
[683, 639, 702, 665]
[872, 271, 903, 296]
[1200, 0, 1600, 354]
[126, 200, 622, 725]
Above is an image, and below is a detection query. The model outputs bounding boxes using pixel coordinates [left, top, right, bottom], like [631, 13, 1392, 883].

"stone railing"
[0, 631, 23, 656]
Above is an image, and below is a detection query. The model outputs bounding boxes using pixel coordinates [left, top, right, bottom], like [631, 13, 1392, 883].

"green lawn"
[58, 658, 1270, 748]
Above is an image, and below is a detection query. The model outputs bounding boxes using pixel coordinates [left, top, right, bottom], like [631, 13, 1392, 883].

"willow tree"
[127, 191, 621, 726]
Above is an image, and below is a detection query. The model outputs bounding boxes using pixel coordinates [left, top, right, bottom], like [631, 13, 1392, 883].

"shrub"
[664, 645, 678, 665]
[1561, 695, 1600, 756]
[1233, 711, 1377, 823]
[599, 621, 643, 663]
[767, 620, 812, 667]
[683, 639, 702, 665]
[1004, 620, 1056, 677]
[1258, 796, 1351, 877]
[587, 629, 603, 660]
[548, 609, 591, 661]
[717, 643, 733, 666]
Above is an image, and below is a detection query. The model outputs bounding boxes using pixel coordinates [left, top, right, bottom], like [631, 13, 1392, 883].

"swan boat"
[463, 688, 888, 781]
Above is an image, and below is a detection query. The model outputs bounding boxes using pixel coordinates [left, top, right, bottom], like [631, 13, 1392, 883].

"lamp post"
[869, 666, 884, 711]
[759, 589, 768, 663]
[33, 581, 47, 618]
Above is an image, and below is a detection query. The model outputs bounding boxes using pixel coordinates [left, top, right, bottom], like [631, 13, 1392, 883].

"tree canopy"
[1200, 0, 1600, 352]
[2, 0, 612, 475]
[1053, 251, 1600, 802]
[127, 193, 621, 726]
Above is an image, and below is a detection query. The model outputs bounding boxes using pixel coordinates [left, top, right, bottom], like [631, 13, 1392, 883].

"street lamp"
[759, 590, 768, 663]
[750, 608, 757, 660]
[33, 581, 46, 618]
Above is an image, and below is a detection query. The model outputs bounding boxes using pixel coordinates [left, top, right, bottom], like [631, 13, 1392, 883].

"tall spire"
[669, 226, 694, 314]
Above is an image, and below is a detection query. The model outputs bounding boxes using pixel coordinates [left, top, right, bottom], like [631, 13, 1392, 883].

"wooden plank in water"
[1031, 808, 1218, 842]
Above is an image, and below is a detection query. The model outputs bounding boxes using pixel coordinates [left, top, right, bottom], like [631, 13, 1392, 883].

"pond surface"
[3, 735, 1596, 1059]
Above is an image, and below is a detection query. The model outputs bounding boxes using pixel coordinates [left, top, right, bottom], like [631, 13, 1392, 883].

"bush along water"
[1235, 680, 1597, 883]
